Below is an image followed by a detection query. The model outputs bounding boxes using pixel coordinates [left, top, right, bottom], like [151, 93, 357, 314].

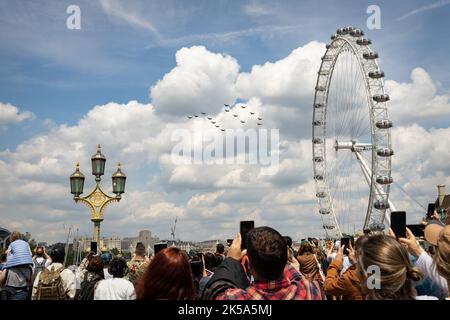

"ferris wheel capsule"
[376, 175, 393, 184]
[315, 85, 326, 91]
[314, 103, 325, 109]
[313, 156, 324, 163]
[376, 119, 393, 129]
[321, 55, 334, 61]
[369, 70, 385, 79]
[357, 38, 372, 45]
[316, 191, 327, 198]
[319, 208, 331, 215]
[374, 200, 390, 210]
[373, 94, 390, 102]
[350, 29, 364, 37]
[313, 138, 323, 144]
[313, 120, 323, 126]
[314, 174, 324, 180]
[377, 148, 394, 157]
[363, 52, 379, 60]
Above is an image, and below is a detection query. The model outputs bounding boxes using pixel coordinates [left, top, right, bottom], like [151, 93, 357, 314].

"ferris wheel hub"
[334, 140, 373, 152]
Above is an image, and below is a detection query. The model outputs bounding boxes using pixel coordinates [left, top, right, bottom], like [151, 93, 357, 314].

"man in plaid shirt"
[202, 227, 322, 300]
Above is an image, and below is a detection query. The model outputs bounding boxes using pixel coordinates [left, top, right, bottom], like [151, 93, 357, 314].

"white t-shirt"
[35, 257, 51, 267]
[103, 268, 113, 280]
[94, 278, 136, 300]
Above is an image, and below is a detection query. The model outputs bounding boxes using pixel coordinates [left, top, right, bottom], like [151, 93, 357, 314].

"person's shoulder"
[61, 267, 76, 278]
[219, 288, 248, 300]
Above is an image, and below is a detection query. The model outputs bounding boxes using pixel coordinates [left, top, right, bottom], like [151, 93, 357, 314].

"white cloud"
[0, 102, 34, 125]
[242, 1, 272, 17]
[99, 0, 160, 35]
[2, 43, 450, 243]
[386, 68, 450, 125]
[150, 46, 240, 118]
[236, 41, 324, 107]
[397, 0, 450, 21]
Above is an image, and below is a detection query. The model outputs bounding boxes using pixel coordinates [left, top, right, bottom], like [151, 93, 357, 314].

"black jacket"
[202, 258, 250, 300]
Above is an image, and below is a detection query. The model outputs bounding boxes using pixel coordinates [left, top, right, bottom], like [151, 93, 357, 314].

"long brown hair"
[357, 234, 423, 300]
[135, 247, 195, 300]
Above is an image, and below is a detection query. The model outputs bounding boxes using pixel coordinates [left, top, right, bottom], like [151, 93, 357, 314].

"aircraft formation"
[186, 104, 263, 131]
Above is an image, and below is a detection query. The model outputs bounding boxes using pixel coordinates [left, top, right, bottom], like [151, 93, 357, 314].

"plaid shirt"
[215, 264, 322, 300]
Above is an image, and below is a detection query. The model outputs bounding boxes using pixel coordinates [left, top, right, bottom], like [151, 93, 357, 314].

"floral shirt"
[126, 257, 149, 285]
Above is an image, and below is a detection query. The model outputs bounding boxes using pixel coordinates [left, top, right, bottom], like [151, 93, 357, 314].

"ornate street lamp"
[91, 145, 106, 181]
[69, 145, 126, 252]
[70, 163, 85, 200]
[112, 163, 126, 198]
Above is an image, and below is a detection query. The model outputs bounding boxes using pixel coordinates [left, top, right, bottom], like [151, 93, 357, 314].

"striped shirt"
[5, 240, 33, 268]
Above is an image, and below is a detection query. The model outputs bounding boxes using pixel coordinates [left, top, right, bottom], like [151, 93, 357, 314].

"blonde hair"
[10, 231, 22, 242]
[357, 234, 423, 300]
[434, 246, 450, 283]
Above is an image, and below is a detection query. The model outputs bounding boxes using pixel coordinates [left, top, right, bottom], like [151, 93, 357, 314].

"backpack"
[76, 273, 102, 300]
[36, 266, 67, 300]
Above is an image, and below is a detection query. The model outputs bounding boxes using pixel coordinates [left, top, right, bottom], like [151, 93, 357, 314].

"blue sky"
[1, 1, 449, 132]
[1, 0, 450, 242]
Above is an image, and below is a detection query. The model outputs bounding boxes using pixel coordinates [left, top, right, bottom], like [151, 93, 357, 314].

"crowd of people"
[0, 217, 449, 300]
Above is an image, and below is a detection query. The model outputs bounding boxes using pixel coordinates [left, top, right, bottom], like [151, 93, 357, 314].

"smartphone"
[190, 261, 203, 278]
[427, 203, 436, 219]
[90, 241, 97, 254]
[226, 239, 233, 247]
[154, 242, 168, 255]
[340, 237, 350, 255]
[240, 220, 255, 250]
[391, 211, 406, 238]
[197, 252, 203, 260]
[407, 224, 425, 238]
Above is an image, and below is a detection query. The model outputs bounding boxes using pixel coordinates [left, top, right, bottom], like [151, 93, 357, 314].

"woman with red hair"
[135, 247, 195, 300]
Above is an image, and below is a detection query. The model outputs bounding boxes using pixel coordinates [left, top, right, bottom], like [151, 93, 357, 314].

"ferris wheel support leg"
[354, 151, 394, 226]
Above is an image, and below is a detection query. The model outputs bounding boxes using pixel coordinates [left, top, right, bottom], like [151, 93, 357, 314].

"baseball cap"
[101, 252, 112, 263]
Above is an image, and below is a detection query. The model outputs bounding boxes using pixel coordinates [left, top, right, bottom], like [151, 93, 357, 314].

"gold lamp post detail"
[69, 145, 126, 251]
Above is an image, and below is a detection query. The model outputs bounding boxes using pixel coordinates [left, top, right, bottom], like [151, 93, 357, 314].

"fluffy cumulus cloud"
[1, 43, 450, 243]
[0, 102, 34, 126]
[386, 68, 450, 126]
[236, 41, 324, 107]
[150, 46, 240, 118]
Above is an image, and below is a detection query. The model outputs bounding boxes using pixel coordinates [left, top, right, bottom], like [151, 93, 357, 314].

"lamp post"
[69, 145, 126, 252]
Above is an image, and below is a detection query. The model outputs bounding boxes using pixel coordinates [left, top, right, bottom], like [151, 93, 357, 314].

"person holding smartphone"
[202, 227, 323, 300]
[323, 237, 366, 300]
